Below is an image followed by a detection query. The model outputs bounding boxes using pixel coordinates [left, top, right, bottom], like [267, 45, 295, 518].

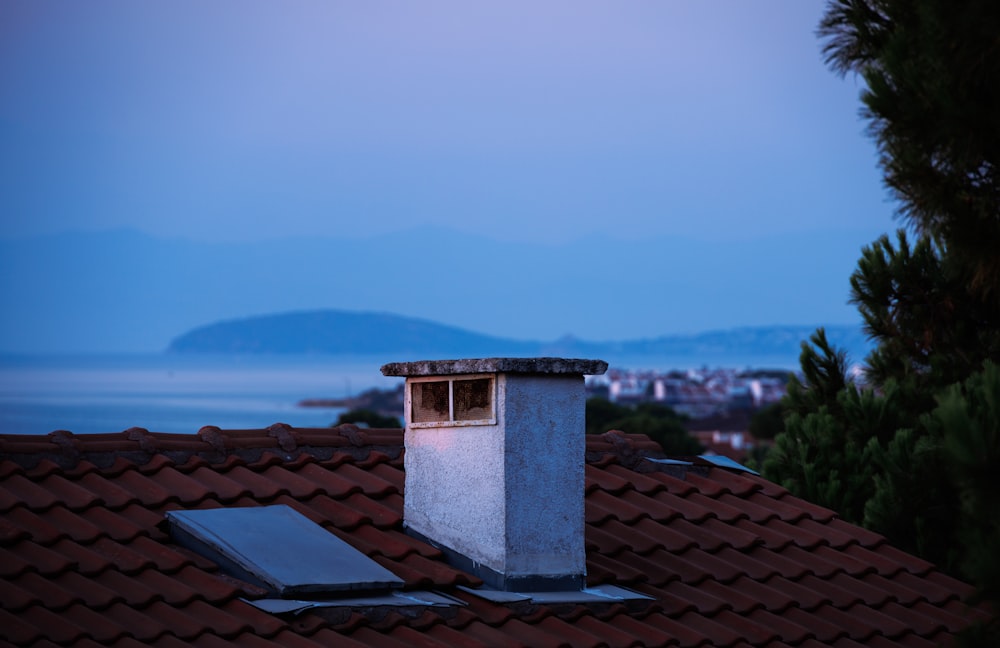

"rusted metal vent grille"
[412, 381, 449, 423]
[453, 378, 491, 421]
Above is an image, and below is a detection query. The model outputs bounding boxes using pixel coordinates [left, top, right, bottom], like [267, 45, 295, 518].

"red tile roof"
[0, 424, 989, 647]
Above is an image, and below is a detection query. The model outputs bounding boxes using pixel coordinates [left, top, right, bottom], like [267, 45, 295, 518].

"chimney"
[381, 357, 608, 592]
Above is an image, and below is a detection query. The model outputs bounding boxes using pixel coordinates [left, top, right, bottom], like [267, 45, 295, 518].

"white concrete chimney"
[381, 357, 608, 592]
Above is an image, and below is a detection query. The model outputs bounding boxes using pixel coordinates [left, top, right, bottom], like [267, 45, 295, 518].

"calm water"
[0, 351, 800, 436]
[0, 354, 402, 435]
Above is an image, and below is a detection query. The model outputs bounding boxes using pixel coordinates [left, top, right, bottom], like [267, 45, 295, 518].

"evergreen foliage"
[748, 401, 784, 441]
[765, 2, 1000, 639]
[819, 0, 1000, 295]
[335, 408, 402, 429]
[585, 398, 703, 456]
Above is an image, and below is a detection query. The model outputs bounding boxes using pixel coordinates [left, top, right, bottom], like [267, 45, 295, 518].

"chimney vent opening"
[409, 374, 495, 427]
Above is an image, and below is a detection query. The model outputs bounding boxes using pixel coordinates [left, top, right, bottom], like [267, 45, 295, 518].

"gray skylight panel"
[165, 505, 404, 597]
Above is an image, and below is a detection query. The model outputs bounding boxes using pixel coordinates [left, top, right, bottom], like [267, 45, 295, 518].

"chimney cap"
[381, 357, 608, 377]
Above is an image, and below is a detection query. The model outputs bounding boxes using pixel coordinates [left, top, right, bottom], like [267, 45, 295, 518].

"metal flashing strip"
[644, 457, 694, 466]
[246, 591, 465, 615]
[458, 584, 654, 605]
[165, 505, 404, 597]
[697, 454, 760, 475]
[644, 455, 760, 475]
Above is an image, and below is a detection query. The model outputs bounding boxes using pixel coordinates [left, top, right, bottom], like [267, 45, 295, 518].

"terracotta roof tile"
[650, 490, 718, 523]
[46, 538, 112, 576]
[742, 546, 812, 581]
[674, 608, 748, 647]
[454, 619, 529, 647]
[342, 491, 403, 528]
[257, 464, 326, 500]
[593, 517, 668, 554]
[292, 492, 371, 530]
[682, 471, 735, 498]
[921, 569, 978, 601]
[585, 488, 650, 524]
[867, 543, 936, 575]
[217, 465, 288, 501]
[74, 467, 142, 508]
[643, 469, 699, 496]
[0, 428, 988, 647]
[293, 461, 367, 498]
[654, 547, 745, 584]
[699, 468, 763, 497]
[586, 520, 631, 554]
[586, 463, 634, 494]
[176, 462, 252, 502]
[673, 516, 761, 552]
[712, 547, 783, 582]
[2, 473, 60, 510]
[658, 579, 732, 616]
[33, 472, 101, 510]
[114, 501, 169, 537]
[587, 550, 654, 585]
[5, 505, 68, 544]
[731, 575, 823, 612]
[112, 468, 179, 508]
[20, 604, 91, 644]
[52, 571, 119, 610]
[779, 605, 849, 643]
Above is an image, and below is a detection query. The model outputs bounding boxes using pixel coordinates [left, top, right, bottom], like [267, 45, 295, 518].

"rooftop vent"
[381, 357, 608, 592]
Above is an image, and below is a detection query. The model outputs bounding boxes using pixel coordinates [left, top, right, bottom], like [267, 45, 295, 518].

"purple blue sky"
[1, 2, 899, 352]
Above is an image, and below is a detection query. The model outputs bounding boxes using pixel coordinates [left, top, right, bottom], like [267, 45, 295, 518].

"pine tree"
[819, 0, 1000, 296]
[765, 4, 1000, 638]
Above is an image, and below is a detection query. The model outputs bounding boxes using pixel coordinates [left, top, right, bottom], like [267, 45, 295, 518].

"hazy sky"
[0, 2, 899, 351]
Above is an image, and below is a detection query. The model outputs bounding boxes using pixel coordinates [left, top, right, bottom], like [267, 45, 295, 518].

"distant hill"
[1, 227, 876, 354]
[167, 309, 873, 367]
[167, 310, 538, 356]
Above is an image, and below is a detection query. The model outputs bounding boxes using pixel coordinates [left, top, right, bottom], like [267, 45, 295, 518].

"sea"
[0, 353, 402, 435]
[0, 351, 802, 436]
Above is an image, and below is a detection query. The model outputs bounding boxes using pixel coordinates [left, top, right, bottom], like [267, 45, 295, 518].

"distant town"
[303, 365, 795, 463]
[588, 366, 792, 461]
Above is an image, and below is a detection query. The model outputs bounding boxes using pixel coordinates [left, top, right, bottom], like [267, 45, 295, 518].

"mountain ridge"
[168, 309, 872, 366]
[1, 227, 875, 354]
